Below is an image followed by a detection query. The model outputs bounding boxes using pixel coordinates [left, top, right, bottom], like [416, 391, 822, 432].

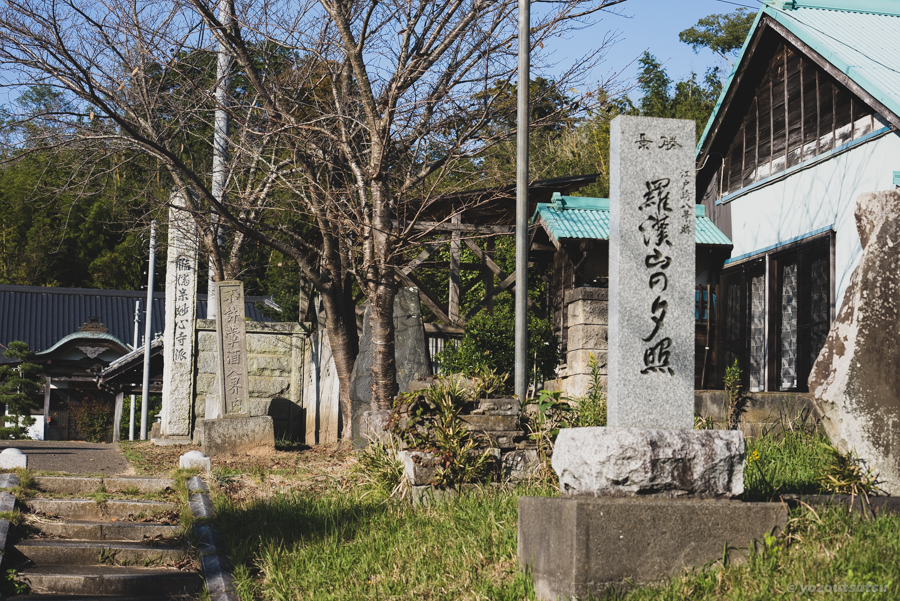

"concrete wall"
[722, 130, 900, 307]
[194, 320, 306, 441]
[694, 391, 819, 439]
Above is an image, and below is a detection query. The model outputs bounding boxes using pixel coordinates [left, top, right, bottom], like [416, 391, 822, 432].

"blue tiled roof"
[532, 195, 733, 247]
[0, 285, 275, 356]
[698, 0, 900, 152]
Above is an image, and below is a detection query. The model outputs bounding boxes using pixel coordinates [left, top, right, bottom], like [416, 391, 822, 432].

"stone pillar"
[563, 287, 608, 397]
[213, 280, 250, 417]
[161, 192, 198, 438]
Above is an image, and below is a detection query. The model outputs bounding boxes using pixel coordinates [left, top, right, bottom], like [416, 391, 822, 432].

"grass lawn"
[122, 425, 900, 599]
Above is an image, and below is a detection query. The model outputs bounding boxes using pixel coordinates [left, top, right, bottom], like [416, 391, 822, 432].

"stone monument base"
[195, 416, 275, 456]
[553, 427, 745, 498]
[518, 496, 787, 600]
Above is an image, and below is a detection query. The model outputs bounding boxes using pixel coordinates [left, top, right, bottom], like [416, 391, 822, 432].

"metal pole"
[130, 300, 140, 441]
[141, 221, 157, 440]
[514, 0, 530, 402]
[208, 0, 232, 319]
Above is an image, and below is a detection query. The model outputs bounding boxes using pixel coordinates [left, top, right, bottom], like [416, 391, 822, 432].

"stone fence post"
[563, 287, 608, 398]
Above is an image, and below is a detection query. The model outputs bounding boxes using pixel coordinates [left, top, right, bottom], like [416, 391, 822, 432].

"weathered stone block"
[566, 325, 608, 352]
[474, 398, 519, 416]
[0, 448, 27, 469]
[566, 350, 607, 376]
[248, 377, 290, 398]
[246, 333, 292, 354]
[562, 374, 606, 398]
[197, 350, 218, 375]
[180, 451, 211, 471]
[248, 355, 291, 377]
[519, 496, 787, 600]
[567, 300, 608, 326]
[399, 450, 440, 486]
[553, 427, 744, 498]
[461, 414, 519, 432]
[502, 450, 541, 481]
[197, 416, 275, 456]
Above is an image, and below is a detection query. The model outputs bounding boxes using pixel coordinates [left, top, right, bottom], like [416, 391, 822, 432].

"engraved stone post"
[551, 116, 744, 499]
[214, 280, 250, 417]
[608, 115, 696, 429]
[161, 193, 198, 437]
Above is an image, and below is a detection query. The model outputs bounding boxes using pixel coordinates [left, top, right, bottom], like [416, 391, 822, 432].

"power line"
[713, 0, 762, 9]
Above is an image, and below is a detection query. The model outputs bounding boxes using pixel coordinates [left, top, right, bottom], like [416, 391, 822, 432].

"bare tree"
[0, 0, 627, 438]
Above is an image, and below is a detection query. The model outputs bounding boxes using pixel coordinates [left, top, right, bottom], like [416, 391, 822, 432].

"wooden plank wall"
[720, 42, 877, 197]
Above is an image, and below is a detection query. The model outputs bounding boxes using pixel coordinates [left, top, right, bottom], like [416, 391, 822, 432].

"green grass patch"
[213, 484, 554, 600]
[621, 505, 900, 599]
[743, 428, 833, 499]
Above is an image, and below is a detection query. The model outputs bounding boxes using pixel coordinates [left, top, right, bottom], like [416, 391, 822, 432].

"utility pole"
[514, 0, 530, 403]
[130, 300, 140, 441]
[208, 0, 232, 319]
[141, 221, 157, 440]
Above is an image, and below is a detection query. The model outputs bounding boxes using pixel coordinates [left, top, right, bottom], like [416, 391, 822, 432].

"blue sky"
[549, 0, 764, 98]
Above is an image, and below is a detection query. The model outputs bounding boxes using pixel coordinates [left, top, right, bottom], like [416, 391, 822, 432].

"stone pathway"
[8, 476, 202, 599]
[0, 442, 131, 475]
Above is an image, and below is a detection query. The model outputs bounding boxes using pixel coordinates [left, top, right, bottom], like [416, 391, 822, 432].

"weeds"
[570, 353, 607, 428]
[818, 443, 884, 497]
[722, 359, 744, 429]
[388, 376, 494, 487]
[352, 437, 406, 499]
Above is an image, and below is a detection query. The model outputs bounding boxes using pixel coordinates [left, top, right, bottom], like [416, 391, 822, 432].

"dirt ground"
[120, 440, 358, 500]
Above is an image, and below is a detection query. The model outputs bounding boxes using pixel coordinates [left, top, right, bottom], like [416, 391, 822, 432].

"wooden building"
[695, 0, 900, 391]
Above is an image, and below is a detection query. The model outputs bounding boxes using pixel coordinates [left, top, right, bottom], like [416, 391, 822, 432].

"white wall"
[724, 131, 900, 307]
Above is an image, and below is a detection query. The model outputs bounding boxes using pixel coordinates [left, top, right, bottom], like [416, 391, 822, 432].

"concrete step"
[15, 539, 186, 566]
[28, 520, 180, 541]
[34, 477, 175, 496]
[16, 565, 203, 597]
[25, 499, 176, 521]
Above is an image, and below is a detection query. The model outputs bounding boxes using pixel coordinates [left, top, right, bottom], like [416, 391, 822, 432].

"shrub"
[0, 342, 43, 439]
[435, 305, 559, 392]
[66, 395, 114, 442]
[387, 377, 494, 486]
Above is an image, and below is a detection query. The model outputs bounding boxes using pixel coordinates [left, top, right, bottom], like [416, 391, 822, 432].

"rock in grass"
[552, 427, 744, 498]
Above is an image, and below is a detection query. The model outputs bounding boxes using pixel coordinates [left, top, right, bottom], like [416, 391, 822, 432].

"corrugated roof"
[698, 1, 900, 152]
[0, 285, 275, 355]
[532, 195, 733, 246]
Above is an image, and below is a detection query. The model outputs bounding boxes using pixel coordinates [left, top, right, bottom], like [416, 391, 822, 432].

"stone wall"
[559, 287, 608, 397]
[194, 320, 306, 441]
[694, 391, 819, 438]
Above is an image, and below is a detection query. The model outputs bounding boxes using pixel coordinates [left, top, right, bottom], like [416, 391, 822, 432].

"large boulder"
[809, 191, 900, 494]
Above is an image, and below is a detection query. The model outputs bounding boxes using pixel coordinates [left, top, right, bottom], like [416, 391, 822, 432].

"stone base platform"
[518, 496, 787, 600]
[195, 416, 275, 456]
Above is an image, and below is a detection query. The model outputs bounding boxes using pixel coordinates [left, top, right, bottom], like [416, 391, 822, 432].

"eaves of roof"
[531, 195, 733, 247]
[697, 0, 900, 158]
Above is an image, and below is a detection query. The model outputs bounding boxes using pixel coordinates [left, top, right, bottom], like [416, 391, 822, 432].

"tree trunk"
[369, 279, 399, 412]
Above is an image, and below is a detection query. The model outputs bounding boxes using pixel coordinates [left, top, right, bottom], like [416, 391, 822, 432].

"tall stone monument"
[518, 117, 784, 600]
[160, 193, 198, 439]
[608, 117, 695, 429]
[195, 279, 274, 456]
[213, 280, 250, 418]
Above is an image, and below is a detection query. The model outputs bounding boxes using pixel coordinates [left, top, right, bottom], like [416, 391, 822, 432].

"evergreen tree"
[0, 341, 44, 439]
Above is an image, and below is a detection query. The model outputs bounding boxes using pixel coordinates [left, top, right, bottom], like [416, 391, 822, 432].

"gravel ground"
[0, 440, 132, 475]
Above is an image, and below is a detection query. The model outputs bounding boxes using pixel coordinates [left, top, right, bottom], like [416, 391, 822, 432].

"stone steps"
[8, 477, 202, 599]
[31, 521, 180, 541]
[15, 539, 185, 566]
[14, 565, 202, 597]
[23, 499, 175, 521]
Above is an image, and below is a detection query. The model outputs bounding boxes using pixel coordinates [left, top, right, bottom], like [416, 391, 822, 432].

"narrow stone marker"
[518, 117, 785, 601]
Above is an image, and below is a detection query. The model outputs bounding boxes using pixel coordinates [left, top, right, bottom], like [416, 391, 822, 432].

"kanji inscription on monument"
[608, 116, 696, 429]
[214, 280, 250, 416]
[161, 192, 198, 437]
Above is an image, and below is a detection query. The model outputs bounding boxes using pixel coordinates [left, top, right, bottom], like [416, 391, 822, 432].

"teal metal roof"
[532, 194, 733, 247]
[698, 0, 900, 153]
[35, 331, 129, 356]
